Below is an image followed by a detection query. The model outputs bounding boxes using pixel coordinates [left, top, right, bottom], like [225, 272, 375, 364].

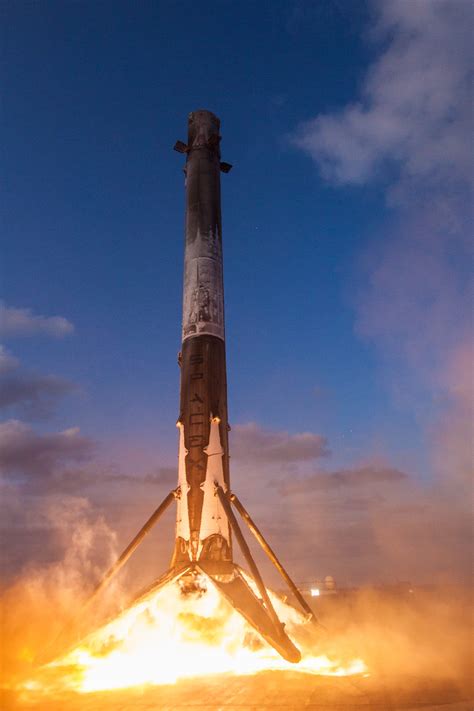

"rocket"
[88, 110, 319, 664]
[171, 109, 232, 571]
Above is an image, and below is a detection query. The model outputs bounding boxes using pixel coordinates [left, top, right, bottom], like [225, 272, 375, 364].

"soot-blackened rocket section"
[172, 110, 233, 567]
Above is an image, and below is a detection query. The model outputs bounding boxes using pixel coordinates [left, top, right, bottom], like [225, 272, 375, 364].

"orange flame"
[22, 576, 367, 693]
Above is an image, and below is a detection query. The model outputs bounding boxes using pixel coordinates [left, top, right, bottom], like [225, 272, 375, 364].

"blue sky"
[1, 0, 471, 585]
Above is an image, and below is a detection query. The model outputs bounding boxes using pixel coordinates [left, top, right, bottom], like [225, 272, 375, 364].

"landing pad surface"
[4, 671, 472, 711]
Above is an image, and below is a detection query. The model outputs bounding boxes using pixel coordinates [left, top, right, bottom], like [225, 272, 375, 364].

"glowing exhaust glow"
[23, 577, 367, 694]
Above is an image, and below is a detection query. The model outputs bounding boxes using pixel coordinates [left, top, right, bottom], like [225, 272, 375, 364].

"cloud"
[0, 486, 112, 577]
[0, 370, 77, 419]
[0, 420, 95, 479]
[141, 466, 177, 487]
[281, 464, 407, 494]
[0, 302, 74, 338]
[431, 340, 473, 488]
[0, 345, 19, 373]
[54, 465, 178, 494]
[231, 422, 329, 463]
[290, 0, 471, 499]
[0, 345, 78, 419]
[354, 210, 470, 376]
[0, 495, 120, 678]
[291, 0, 472, 197]
[257, 459, 470, 586]
[0, 429, 177, 587]
[228, 441, 470, 587]
[1, 416, 470, 589]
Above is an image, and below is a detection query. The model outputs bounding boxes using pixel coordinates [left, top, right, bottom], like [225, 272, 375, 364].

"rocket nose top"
[188, 110, 221, 149]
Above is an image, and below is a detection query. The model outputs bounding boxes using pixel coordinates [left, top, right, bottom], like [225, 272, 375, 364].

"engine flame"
[22, 575, 367, 694]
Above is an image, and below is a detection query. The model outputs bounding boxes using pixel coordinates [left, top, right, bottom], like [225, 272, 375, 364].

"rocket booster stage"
[88, 111, 319, 665]
[172, 110, 232, 569]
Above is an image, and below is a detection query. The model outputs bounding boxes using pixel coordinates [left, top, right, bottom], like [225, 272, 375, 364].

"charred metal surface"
[180, 336, 230, 527]
[182, 110, 224, 342]
[172, 110, 232, 565]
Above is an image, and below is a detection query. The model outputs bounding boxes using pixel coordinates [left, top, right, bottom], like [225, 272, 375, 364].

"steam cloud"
[0, 496, 120, 685]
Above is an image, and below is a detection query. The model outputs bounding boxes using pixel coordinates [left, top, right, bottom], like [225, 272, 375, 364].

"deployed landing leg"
[86, 488, 178, 606]
[69, 484, 313, 666]
[215, 485, 284, 633]
[229, 492, 321, 627]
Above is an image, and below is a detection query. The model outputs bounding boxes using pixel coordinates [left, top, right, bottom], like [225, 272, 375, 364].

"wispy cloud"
[0, 345, 19, 373]
[290, 1, 471, 491]
[0, 370, 77, 419]
[0, 343, 78, 419]
[291, 0, 472, 198]
[52, 465, 178, 494]
[231, 422, 329, 463]
[280, 464, 407, 494]
[354, 209, 470, 376]
[232, 452, 471, 586]
[0, 302, 74, 338]
[0, 419, 95, 479]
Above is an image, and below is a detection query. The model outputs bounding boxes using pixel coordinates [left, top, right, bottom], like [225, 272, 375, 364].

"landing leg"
[230, 492, 320, 626]
[86, 488, 178, 606]
[214, 485, 283, 632]
[214, 484, 301, 663]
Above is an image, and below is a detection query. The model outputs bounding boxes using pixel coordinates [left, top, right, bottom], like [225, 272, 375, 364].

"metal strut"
[230, 492, 319, 625]
[86, 488, 178, 605]
[214, 484, 284, 634]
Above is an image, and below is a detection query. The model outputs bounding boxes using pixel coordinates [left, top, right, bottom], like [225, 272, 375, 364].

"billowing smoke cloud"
[0, 420, 95, 579]
[0, 416, 178, 583]
[0, 420, 176, 687]
[0, 301, 74, 338]
[0, 495, 120, 684]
